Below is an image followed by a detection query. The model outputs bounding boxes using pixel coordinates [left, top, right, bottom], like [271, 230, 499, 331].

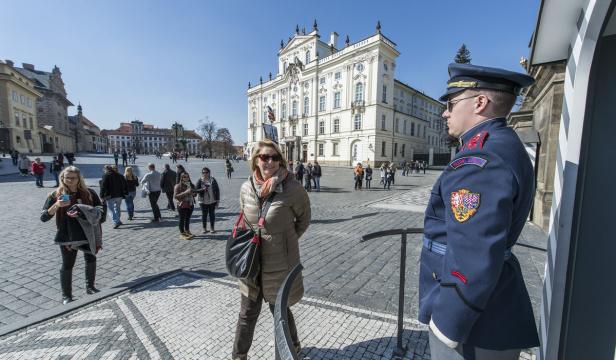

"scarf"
[252, 167, 288, 198]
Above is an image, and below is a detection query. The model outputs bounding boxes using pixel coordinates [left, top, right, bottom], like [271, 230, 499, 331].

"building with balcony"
[246, 22, 447, 166]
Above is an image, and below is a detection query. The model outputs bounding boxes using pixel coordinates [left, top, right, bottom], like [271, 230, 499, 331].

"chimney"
[22, 63, 35, 71]
[329, 32, 338, 48]
[5, 60, 14, 67]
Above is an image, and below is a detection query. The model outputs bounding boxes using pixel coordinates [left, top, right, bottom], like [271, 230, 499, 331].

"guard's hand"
[429, 319, 458, 349]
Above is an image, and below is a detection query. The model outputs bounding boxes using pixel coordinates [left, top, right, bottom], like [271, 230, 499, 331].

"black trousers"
[200, 203, 216, 229]
[178, 206, 193, 232]
[232, 292, 300, 360]
[148, 191, 161, 220]
[165, 191, 175, 211]
[60, 246, 96, 271]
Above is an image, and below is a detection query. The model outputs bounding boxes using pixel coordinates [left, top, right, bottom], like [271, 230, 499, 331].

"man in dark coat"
[160, 164, 177, 211]
[312, 161, 322, 192]
[100, 165, 128, 228]
[419, 63, 539, 359]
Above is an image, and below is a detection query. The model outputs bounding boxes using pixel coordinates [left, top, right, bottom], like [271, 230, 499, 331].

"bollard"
[361, 228, 424, 359]
[274, 263, 303, 360]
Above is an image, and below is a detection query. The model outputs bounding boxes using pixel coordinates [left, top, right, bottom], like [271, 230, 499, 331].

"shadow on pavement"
[125, 269, 228, 293]
[311, 212, 378, 225]
[300, 330, 425, 359]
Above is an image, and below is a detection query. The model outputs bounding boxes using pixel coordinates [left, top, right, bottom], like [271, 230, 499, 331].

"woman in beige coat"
[232, 139, 311, 360]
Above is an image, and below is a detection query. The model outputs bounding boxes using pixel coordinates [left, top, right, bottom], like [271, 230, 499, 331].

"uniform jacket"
[419, 118, 539, 350]
[238, 175, 311, 306]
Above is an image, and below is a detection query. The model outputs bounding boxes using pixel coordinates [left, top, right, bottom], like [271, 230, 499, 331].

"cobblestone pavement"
[0, 154, 546, 358]
[0, 271, 536, 359]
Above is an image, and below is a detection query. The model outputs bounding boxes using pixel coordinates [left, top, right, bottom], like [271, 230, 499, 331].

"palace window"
[395, 118, 399, 133]
[292, 125, 297, 136]
[319, 96, 326, 112]
[319, 121, 325, 135]
[394, 143, 398, 156]
[333, 119, 340, 133]
[303, 97, 310, 115]
[382, 85, 387, 103]
[335, 72, 341, 80]
[318, 143, 324, 156]
[401, 144, 405, 157]
[381, 115, 386, 130]
[333, 142, 339, 156]
[281, 103, 287, 119]
[320, 77, 325, 85]
[303, 123, 308, 136]
[14, 111, 20, 126]
[292, 101, 298, 116]
[334, 92, 341, 108]
[411, 123, 415, 136]
[354, 114, 362, 130]
[305, 51, 311, 64]
[403, 119, 407, 134]
[355, 83, 364, 102]
[381, 141, 386, 157]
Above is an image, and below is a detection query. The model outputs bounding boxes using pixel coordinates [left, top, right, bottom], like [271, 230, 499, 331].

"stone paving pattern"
[0, 154, 547, 358]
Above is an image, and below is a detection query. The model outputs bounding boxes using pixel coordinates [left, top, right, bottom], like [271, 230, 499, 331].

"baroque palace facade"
[246, 22, 447, 166]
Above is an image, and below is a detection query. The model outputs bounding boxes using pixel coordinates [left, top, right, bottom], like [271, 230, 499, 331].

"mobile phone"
[60, 194, 70, 202]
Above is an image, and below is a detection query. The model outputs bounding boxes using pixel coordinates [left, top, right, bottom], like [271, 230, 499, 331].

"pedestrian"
[40, 166, 105, 304]
[124, 167, 139, 221]
[423, 161, 427, 174]
[312, 161, 322, 192]
[174, 172, 196, 240]
[390, 164, 396, 184]
[140, 163, 162, 222]
[131, 151, 137, 164]
[353, 162, 364, 190]
[17, 154, 30, 176]
[195, 166, 220, 234]
[11, 150, 19, 166]
[171, 152, 177, 164]
[100, 165, 127, 229]
[384, 166, 393, 190]
[365, 164, 373, 189]
[185, 153, 189, 162]
[160, 164, 177, 212]
[50, 156, 63, 187]
[121, 150, 128, 167]
[419, 63, 538, 359]
[304, 163, 312, 191]
[232, 139, 310, 360]
[294, 161, 304, 186]
[175, 164, 187, 184]
[113, 151, 119, 167]
[226, 159, 234, 179]
[379, 163, 386, 184]
[31, 157, 46, 187]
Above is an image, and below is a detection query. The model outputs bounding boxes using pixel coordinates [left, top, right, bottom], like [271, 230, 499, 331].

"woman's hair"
[249, 139, 288, 172]
[180, 172, 191, 180]
[124, 166, 136, 180]
[177, 164, 186, 172]
[56, 166, 91, 203]
[201, 167, 211, 176]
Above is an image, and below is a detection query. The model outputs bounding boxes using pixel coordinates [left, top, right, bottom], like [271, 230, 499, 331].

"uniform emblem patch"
[449, 156, 488, 170]
[450, 189, 481, 222]
[463, 131, 489, 151]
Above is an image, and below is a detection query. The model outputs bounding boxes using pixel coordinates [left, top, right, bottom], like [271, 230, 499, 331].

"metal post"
[393, 231, 408, 358]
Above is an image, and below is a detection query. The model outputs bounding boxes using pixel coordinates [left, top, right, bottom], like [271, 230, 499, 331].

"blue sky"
[1, 0, 539, 144]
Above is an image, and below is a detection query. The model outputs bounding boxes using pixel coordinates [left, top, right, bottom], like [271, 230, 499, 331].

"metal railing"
[361, 227, 424, 359]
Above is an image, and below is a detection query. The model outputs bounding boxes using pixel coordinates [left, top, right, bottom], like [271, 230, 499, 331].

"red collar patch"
[462, 131, 489, 151]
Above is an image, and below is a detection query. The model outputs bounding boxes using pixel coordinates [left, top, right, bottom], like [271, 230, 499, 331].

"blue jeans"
[314, 176, 320, 191]
[124, 191, 136, 217]
[51, 171, 59, 186]
[106, 197, 123, 225]
[35, 174, 44, 187]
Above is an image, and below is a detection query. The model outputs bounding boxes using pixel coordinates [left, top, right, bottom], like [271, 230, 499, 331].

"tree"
[454, 44, 471, 64]
[197, 117, 217, 158]
[216, 127, 234, 156]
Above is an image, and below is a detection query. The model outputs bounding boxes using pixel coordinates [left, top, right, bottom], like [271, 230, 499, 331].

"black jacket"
[312, 164, 322, 177]
[100, 171, 127, 199]
[160, 169, 177, 193]
[195, 177, 220, 203]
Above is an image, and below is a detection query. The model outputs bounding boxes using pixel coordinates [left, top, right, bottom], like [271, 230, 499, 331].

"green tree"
[454, 44, 471, 64]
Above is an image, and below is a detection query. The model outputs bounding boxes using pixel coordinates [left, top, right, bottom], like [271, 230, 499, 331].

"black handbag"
[225, 179, 276, 279]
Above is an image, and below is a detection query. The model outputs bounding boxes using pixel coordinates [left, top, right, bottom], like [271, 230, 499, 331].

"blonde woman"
[124, 167, 139, 220]
[232, 140, 311, 360]
[40, 166, 105, 304]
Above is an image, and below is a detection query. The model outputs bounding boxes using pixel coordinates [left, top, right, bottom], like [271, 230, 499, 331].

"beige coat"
[238, 175, 311, 305]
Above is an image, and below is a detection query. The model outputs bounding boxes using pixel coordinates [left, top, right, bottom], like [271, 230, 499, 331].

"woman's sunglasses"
[257, 154, 281, 162]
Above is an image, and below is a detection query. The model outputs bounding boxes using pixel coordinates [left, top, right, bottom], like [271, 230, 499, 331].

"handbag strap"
[249, 177, 277, 232]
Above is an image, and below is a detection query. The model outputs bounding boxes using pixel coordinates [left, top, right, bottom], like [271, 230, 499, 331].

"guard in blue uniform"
[419, 63, 540, 359]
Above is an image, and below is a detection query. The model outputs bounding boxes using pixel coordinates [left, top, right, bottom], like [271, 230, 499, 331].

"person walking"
[121, 150, 128, 167]
[160, 164, 177, 212]
[124, 167, 139, 221]
[174, 172, 195, 240]
[304, 163, 313, 192]
[113, 151, 119, 167]
[195, 167, 220, 234]
[379, 163, 386, 184]
[384, 166, 393, 190]
[312, 161, 322, 192]
[140, 163, 162, 222]
[100, 165, 127, 228]
[232, 139, 310, 360]
[419, 63, 538, 359]
[31, 157, 46, 187]
[11, 150, 19, 166]
[40, 166, 105, 304]
[353, 162, 364, 190]
[50, 156, 63, 187]
[226, 159, 234, 179]
[185, 152, 189, 162]
[294, 161, 304, 187]
[17, 154, 30, 176]
[57, 152, 64, 168]
[365, 164, 373, 189]
[390, 164, 396, 185]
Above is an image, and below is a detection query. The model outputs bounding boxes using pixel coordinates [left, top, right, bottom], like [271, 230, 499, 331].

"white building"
[246, 22, 447, 166]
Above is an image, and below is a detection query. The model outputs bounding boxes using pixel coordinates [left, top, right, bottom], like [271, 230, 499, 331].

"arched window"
[355, 83, 364, 102]
[305, 51, 311, 64]
[354, 114, 362, 130]
[292, 100, 298, 116]
[303, 97, 310, 115]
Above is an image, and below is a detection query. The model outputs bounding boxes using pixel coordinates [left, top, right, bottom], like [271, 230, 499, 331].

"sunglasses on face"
[202, 171, 209, 174]
[257, 154, 282, 162]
